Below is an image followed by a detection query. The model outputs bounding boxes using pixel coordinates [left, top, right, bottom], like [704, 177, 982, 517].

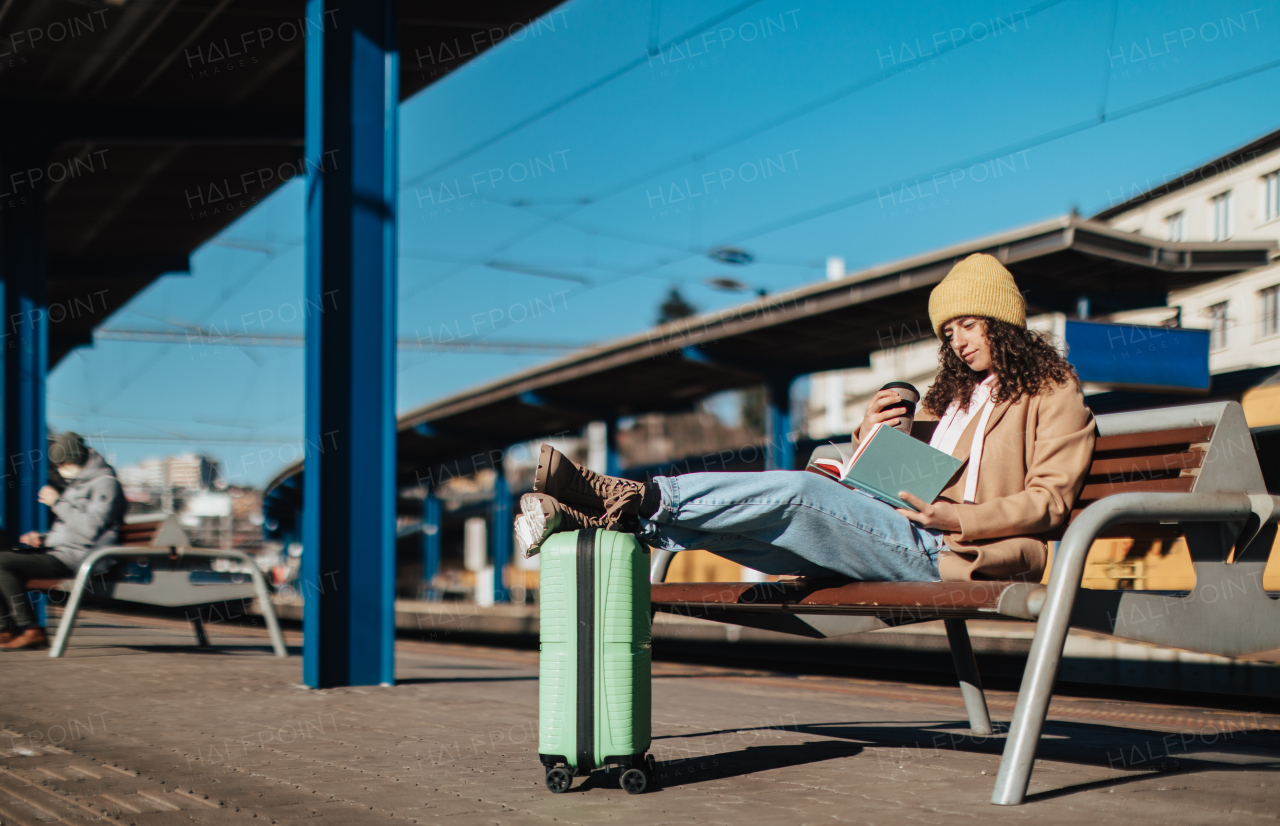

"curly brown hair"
[922, 317, 1077, 417]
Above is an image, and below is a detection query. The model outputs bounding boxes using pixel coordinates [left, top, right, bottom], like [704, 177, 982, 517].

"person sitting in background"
[0, 432, 126, 651]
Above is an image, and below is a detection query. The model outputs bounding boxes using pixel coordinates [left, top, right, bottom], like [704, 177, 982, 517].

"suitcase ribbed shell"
[538, 530, 651, 771]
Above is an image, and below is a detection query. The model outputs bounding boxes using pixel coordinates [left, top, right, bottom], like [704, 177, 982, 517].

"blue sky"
[48, 0, 1280, 486]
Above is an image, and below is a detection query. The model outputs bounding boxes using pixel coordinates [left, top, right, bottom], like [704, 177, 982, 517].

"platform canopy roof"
[1, 0, 560, 364]
[264, 213, 1275, 493]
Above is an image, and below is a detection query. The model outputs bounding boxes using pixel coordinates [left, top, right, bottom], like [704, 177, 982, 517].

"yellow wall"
[663, 549, 753, 583]
[1242, 383, 1280, 427]
[1049, 530, 1280, 591]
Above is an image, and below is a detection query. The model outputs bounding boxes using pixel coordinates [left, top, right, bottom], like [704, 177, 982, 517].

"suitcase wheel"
[620, 767, 648, 795]
[545, 767, 572, 794]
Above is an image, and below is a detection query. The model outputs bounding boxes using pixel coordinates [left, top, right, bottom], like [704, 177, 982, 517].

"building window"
[1211, 191, 1232, 240]
[1260, 285, 1280, 339]
[1165, 211, 1184, 241]
[1266, 171, 1280, 223]
[1207, 301, 1229, 350]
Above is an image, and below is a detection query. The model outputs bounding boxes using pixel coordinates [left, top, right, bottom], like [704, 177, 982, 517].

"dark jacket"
[44, 451, 127, 570]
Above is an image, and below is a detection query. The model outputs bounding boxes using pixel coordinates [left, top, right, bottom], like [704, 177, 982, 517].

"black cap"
[50, 432, 88, 466]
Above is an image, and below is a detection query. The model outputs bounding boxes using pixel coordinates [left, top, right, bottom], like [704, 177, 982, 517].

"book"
[808, 422, 964, 512]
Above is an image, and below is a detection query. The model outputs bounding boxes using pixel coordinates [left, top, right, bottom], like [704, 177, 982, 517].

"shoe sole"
[515, 493, 561, 557]
[0, 641, 48, 651]
[532, 443, 556, 495]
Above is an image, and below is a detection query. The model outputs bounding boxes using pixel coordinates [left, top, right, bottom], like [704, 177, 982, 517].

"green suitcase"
[537, 529, 655, 794]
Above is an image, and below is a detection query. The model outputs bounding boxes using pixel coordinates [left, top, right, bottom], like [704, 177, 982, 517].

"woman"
[515, 253, 1096, 583]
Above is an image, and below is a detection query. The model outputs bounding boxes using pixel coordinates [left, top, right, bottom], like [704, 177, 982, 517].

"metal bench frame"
[39, 530, 287, 659]
[648, 401, 1280, 805]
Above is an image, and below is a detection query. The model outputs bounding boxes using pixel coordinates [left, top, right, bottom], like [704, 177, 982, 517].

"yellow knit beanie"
[928, 252, 1026, 338]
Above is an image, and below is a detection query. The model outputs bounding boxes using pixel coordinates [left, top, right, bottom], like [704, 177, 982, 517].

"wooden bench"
[22, 514, 286, 658]
[648, 400, 1280, 805]
[23, 514, 168, 592]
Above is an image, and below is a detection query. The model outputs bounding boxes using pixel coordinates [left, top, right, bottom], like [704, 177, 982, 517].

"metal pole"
[764, 376, 795, 471]
[491, 469, 511, 603]
[302, 0, 399, 688]
[990, 492, 1257, 805]
[422, 491, 441, 600]
[0, 134, 50, 629]
[605, 417, 622, 477]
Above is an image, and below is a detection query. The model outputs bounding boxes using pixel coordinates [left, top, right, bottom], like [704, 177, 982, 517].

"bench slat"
[651, 581, 1018, 612]
[25, 578, 67, 590]
[1093, 426, 1213, 453]
[1087, 449, 1205, 477]
[1077, 476, 1195, 501]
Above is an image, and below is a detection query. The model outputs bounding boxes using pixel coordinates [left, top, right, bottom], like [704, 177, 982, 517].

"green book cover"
[814, 423, 964, 511]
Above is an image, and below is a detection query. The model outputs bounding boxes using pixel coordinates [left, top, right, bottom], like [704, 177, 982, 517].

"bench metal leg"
[48, 566, 96, 658]
[988, 492, 1272, 805]
[191, 616, 211, 647]
[990, 589, 1072, 805]
[649, 549, 674, 584]
[944, 619, 992, 736]
[243, 561, 288, 657]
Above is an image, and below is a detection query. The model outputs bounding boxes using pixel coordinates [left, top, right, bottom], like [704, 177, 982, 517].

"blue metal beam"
[491, 469, 511, 604]
[678, 345, 762, 378]
[0, 135, 50, 625]
[605, 418, 622, 476]
[765, 376, 795, 471]
[516, 390, 615, 421]
[302, 0, 399, 688]
[422, 492, 441, 600]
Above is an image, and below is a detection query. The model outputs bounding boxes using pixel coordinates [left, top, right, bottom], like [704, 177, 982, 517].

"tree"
[656, 287, 696, 324]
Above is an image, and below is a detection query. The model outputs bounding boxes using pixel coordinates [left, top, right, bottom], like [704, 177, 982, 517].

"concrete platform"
[265, 598, 1280, 697]
[2, 609, 1279, 824]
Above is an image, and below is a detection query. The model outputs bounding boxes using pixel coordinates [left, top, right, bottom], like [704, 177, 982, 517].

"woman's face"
[942, 316, 992, 374]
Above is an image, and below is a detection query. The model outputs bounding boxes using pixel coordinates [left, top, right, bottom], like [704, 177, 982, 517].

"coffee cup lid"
[880, 381, 919, 400]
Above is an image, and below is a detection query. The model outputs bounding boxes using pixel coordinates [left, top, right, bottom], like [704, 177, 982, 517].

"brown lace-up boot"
[532, 444, 645, 525]
[515, 492, 621, 557]
[0, 626, 48, 651]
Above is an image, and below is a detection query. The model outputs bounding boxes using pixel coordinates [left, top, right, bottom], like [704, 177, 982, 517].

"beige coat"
[857, 379, 1096, 581]
[930, 379, 1095, 580]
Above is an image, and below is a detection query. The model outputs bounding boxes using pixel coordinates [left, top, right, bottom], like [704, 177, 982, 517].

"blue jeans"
[639, 471, 944, 582]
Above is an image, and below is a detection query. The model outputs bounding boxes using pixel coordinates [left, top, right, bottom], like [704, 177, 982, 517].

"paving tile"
[3, 608, 1279, 825]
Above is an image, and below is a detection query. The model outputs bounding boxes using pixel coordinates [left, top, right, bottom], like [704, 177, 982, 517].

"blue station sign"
[1064, 320, 1210, 392]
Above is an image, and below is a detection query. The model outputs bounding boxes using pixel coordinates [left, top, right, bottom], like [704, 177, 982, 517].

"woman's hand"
[856, 389, 908, 439]
[37, 485, 60, 507]
[895, 492, 961, 532]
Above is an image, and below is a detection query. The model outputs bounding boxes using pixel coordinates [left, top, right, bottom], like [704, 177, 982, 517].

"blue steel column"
[302, 0, 399, 688]
[491, 467, 511, 603]
[764, 376, 795, 471]
[421, 491, 441, 600]
[605, 418, 622, 476]
[0, 135, 50, 626]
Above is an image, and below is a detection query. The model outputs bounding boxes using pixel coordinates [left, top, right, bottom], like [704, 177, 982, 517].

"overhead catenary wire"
[92, 328, 593, 353]
[504, 51, 1280, 277]
[409, 0, 1071, 209]
[722, 53, 1280, 244]
[401, 0, 770, 189]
